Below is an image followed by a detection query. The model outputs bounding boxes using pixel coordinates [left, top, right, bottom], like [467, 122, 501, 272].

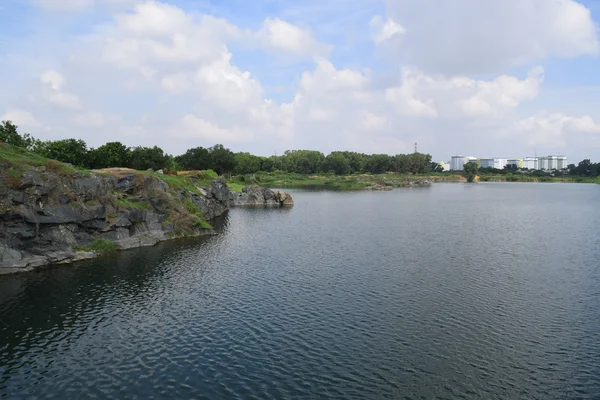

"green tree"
[323, 152, 350, 175]
[34, 139, 89, 167]
[176, 147, 211, 171]
[129, 146, 168, 171]
[0, 121, 38, 149]
[234, 152, 262, 174]
[208, 144, 236, 175]
[463, 162, 478, 183]
[364, 154, 392, 174]
[89, 142, 131, 169]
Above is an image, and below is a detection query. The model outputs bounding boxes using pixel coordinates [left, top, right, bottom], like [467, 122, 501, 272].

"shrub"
[74, 238, 117, 254]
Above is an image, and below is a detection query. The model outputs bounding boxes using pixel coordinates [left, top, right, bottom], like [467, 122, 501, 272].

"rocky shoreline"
[0, 168, 293, 275]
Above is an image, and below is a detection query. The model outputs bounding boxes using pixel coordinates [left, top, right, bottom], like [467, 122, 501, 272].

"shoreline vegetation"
[2, 120, 600, 190]
[1, 119, 599, 200]
[225, 171, 600, 191]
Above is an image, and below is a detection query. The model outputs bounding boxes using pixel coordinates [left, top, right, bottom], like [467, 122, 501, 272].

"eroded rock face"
[229, 185, 294, 207]
[0, 172, 293, 274]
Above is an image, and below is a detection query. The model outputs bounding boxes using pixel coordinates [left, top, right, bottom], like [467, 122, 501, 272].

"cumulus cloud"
[514, 113, 600, 148]
[382, 0, 599, 74]
[39, 70, 82, 110]
[258, 18, 329, 58]
[7, 0, 600, 161]
[1, 109, 40, 128]
[369, 15, 405, 44]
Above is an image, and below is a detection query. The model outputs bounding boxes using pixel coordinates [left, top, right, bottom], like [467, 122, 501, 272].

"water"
[1, 183, 600, 399]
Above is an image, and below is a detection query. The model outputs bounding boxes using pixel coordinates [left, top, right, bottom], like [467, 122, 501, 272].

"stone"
[0, 243, 22, 262]
[19, 171, 43, 190]
[10, 191, 27, 204]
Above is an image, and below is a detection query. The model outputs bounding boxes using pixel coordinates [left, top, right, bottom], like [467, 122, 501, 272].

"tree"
[34, 139, 89, 167]
[463, 162, 478, 183]
[323, 152, 350, 175]
[209, 144, 236, 175]
[176, 147, 211, 171]
[364, 154, 392, 174]
[129, 146, 168, 171]
[0, 121, 38, 149]
[234, 152, 262, 174]
[89, 142, 131, 169]
[430, 162, 444, 173]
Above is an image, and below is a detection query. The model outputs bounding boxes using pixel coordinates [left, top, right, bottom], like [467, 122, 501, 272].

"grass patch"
[150, 173, 212, 195]
[227, 182, 245, 193]
[73, 238, 117, 254]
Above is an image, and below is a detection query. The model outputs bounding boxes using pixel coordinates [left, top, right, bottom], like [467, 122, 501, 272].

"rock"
[0, 167, 291, 274]
[114, 174, 139, 193]
[10, 191, 27, 204]
[0, 243, 22, 262]
[156, 169, 164, 174]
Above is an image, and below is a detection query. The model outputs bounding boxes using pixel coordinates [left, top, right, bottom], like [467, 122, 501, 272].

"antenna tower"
[414, 142, 418, 153]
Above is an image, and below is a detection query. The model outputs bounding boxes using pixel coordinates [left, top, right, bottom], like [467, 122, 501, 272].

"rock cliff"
[0, 151, 293, 274]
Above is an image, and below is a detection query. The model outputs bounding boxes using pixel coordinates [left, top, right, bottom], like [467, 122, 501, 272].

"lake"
[1, 183, 599, 399]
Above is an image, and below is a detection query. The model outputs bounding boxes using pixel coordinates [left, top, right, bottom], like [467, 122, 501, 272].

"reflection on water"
[1, 183, 600, 399]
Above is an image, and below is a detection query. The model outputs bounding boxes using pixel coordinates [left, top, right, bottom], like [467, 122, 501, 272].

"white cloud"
[382, 0, 599, 74]
[7, 0, 599, 162]
[459, 67, 544, 117]
[514, 113, 600, 148]
[39, 70, 82, 110]
[174, 115, 252, 143]
[1, 109, 41, 128]
[369, 15, 405, 44]
[258, 18, 328, 57]
[40, 70, 65, 91]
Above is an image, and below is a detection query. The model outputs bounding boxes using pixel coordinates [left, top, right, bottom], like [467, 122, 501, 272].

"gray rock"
[11, 191, 27, 204]
[19, 171, 43, 190]
[0, 243, 22, 262]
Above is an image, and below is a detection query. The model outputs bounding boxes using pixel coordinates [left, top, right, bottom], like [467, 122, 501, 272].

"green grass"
[149, 173, 213, 195]
[73, 238, 117, 254]
[227, 182, 245, 193]
[0, 142, 87, 175]
[183, 199, 213, 230]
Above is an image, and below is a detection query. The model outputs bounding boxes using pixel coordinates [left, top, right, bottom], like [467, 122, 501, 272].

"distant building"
[557, 156, 568, 170]
[523, 157, 538, 170]
[494, 158, 508, 170]
[450, 156, 465, 171]
[538, 155, 568, 170]
[507, 159, 523, 168]
[479, 159, 495, 169]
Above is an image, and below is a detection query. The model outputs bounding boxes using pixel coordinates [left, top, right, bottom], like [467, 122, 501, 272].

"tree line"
[0, 121, 440, 175]
[2, 120, 599, 177]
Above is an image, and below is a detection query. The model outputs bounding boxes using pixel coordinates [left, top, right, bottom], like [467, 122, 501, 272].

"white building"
[538, 155, 568, 171]
[557, 156, 568, 170]
[450, 156, 465, 171]
[523, 157, 539, 170]
[493, 158, 508, 170]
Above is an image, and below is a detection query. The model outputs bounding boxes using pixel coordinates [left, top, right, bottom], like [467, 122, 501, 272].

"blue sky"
[1, 0, 600, 162]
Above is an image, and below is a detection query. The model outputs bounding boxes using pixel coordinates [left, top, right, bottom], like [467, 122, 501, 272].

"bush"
[74, 238, 117, 254]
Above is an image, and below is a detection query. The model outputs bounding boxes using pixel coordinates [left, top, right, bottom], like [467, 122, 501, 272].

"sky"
[1, 0, 600, 162]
